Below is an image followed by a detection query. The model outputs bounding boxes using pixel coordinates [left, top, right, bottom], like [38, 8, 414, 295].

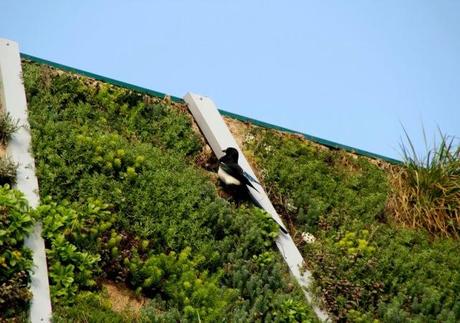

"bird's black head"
[222, 147, 239, 162]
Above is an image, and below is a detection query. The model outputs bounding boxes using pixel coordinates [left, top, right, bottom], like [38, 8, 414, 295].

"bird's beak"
[222, 149, 227, 153]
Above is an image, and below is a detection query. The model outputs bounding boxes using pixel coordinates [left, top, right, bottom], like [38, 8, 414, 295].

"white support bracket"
[184, 93, 329, 321]
[0, 38, 52, 322]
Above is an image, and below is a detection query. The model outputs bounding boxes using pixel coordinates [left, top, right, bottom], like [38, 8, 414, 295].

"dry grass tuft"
[387, 130, 460, 237]
[103, 281, 146, 318]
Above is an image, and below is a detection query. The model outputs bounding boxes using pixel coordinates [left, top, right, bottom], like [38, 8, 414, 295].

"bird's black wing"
[219, 154, 230, 164]
[243, 171, 261, 185]
[220, 162, 259, 192]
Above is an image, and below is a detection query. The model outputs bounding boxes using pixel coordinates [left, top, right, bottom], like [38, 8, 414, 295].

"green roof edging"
[218, 110, 402, 164]
[20, 52, 402, 165]
[20, 53, 184, 103]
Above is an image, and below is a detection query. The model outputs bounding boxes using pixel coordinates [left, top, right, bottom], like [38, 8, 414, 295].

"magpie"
[218, 147, 260, 192]
[218, 147, 289, 235]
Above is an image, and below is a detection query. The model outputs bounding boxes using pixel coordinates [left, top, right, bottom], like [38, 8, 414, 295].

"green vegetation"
[389, 129, 460, 237]
[22, 61, 318, 322]
[0, 111, 19, 145]
[52, 291, 129, 323]
[0, 156, 17, 186]
[0, 185, 35, 320]
[0, 100, 26, 321]
[20, 57, 458, 322]
[244, 129, 389, 234]
[0, 107, 18, 186]
[245, 127, 460, 322]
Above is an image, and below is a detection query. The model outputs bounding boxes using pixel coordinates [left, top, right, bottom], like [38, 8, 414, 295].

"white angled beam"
[0, 38, 52, 322]
[184, 92, 329, 321]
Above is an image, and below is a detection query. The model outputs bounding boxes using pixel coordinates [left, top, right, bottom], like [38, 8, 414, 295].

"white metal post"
[184, 92, 329, 321]
[0, 38, 52, 322]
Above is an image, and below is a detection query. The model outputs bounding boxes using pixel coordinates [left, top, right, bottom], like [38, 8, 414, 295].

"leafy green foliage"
[22, 61, 317, 321]
[37, 198, 109, 304]
[0, 185, 34, 319]
[245, 127, 460, 322]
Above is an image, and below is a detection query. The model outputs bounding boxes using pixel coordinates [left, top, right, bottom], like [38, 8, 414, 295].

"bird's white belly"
[218, 167, 241, 185]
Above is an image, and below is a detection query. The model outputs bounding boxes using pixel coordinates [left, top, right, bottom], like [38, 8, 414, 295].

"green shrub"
[37, 198, 110, 304]
[128, 247, 236, 321]
[0, 185, 35, 320]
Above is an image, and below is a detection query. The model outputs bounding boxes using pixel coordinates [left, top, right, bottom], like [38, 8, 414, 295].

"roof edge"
[21, 53, 402, 165]
[219, 110, 402, 164]
[20, 53, 184, 103]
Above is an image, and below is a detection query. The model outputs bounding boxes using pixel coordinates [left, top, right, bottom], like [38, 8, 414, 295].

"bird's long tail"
[246, 181, 259, 193]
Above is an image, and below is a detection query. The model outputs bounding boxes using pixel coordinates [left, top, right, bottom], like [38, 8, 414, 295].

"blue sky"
[2, 1, 459, 160]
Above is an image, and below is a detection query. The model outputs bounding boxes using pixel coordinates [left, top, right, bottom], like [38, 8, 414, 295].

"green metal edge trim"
[21, 52, 402, 165]
[20, 53, 184, 103]
[219, 110, 402, 164]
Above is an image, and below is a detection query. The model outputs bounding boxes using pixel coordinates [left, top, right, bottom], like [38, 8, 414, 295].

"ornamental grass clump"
[389, 129, 460, 237]
[0, 106, 19, 185]
[0, 156, 17, 185]
[0, 112, 19, 145]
